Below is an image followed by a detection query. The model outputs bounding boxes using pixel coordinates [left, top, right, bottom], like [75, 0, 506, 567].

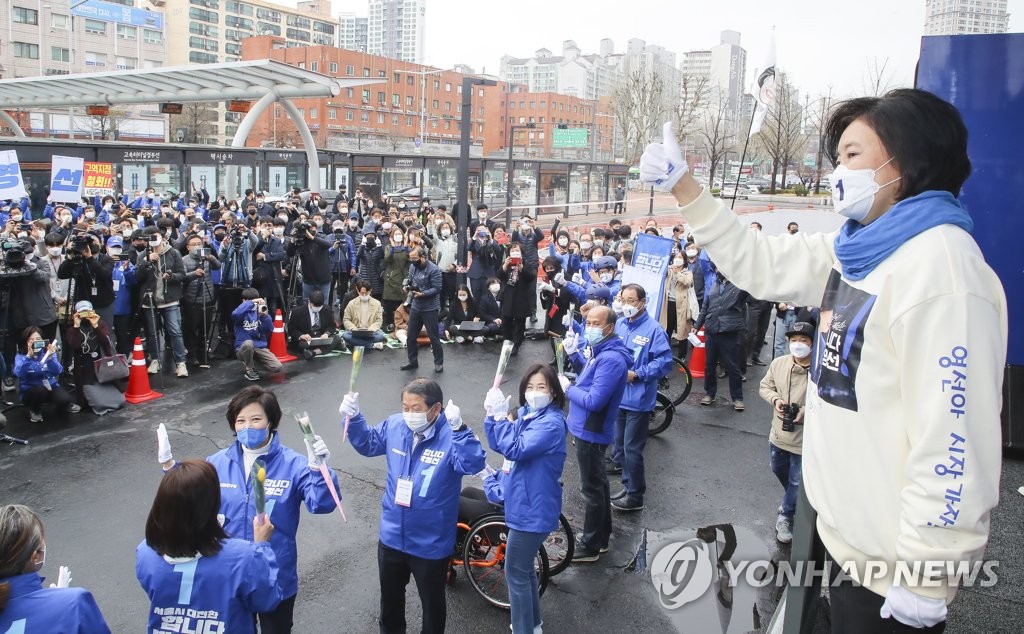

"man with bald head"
[558, 305, 633, 562]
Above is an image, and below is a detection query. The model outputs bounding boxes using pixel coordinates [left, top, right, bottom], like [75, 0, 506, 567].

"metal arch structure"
[0, 59, 384, 192]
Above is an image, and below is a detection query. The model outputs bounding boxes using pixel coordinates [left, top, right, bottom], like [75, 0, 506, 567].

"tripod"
[286, 252, 303, 309]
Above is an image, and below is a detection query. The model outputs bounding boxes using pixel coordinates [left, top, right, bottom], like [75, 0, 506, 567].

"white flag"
[0, 150, 28, 200]
[749, 30, 777, 139]
[49, 155, 85, 203]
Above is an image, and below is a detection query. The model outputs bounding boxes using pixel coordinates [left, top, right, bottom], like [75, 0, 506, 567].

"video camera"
[67, 233, 92, 258]
[229, 225, 246, 248]
[402, 276, 419, 307]
[292, 221, 314, 244]
[0, 238, 35, 277]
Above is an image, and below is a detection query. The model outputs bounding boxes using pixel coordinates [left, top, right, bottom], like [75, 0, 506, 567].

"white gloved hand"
[49, 565, 71, 589]
[571, 272, 583, 285]
[304, 434, 330, 468]
[557, 374, 571, 392]
[339, 392, 360, 417]
[639, 122, 689, 192]
[561, 332, 579, 355]
[879, 584, 948, 628]
[445, 399, 464, 431]
[561, 312, 573, 328]
[475, 464, 498, 480]
[484, 388, 511, 420]
[553, 271, 566, 286]
[157, 423, 173, 467]
[538, 281, 555, 294]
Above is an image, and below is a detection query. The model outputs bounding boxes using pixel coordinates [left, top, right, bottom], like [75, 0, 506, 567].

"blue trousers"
[769, 443, 802, 518]
[613, 408, 650, 501]
[506, 529, 547, 634]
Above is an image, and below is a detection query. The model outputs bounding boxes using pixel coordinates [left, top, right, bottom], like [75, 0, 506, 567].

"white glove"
[484, 388, 511, 420]
[475, 464, 498, 480]
[561, 312, 573, 328]
[561, 332, 579, 355]
[304, 434, 330, 468]
[157, 423, 173, 466]
[572, 272, 583, 285]
[538, 281, 555, 293]
[339, 392, 360, 417]
[553, 271, 566, 286]
[879, 584, 947, 628]
[49, 565, 71, 589]
[639, 122, 689, 192]
[444, 399, 464, 431]
[557, 374, 571, 392]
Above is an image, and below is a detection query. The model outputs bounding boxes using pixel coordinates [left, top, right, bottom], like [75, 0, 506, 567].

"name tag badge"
[112, 280, 120, 292]
[501, 458, 514, 474]
[395, 477, 414, 507]
[91, 286, 98, 296]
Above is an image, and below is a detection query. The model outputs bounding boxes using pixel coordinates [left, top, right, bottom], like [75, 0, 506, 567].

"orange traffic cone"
[125, 337, 163, 404]
[269, 309, 297, 363]
[690, 329, 707, 379]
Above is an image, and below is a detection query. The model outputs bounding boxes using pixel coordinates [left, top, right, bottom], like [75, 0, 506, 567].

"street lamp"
[456, 76, 497, 279]
[505, 122, 535, 218]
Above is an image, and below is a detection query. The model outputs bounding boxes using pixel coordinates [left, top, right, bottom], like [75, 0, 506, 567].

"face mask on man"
[47, 246, 62, 257]
[580, 241, 592, 251]
[525, 390, 551, 411]
[382, 222, 393, 232]
[622, 301, 642, 319]
[348, 220, 358, 229]
[85, 211, 96, 220]
[273, 227, 285, 237]
[358, 294, 371, 302]
[103, 203, 112, 212]
[685, 249, 698, 258]
[827, 156, 901, 223]
[489, 284, 501, 295]
[403, 410, 433, 434]
[599, 272, 613, 284]
[584, 325, 607, 345]
[11, 214, 22, 222]
[790, 341, 812, 359]
[109, 247, 123, 257]
[611, 299, 623, 316]
[557, 237, 568, 247]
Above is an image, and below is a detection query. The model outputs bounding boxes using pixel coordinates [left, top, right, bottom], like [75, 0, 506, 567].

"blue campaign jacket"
[13, 352, 63, 398]
[206, 433, 340, 598]
[111, 262, 137, 316]
[565, 335, 632, 444]
[484, 404, 567, 534]
[348, 411, 486, 559]
[0, 572, 110, 633]
[136, 539, 282, 634]
[231, 300, 274, 351]
[615, 311, 674, 412]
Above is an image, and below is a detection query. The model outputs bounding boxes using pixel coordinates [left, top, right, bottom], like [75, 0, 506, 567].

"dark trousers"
[113, 313, 139, 357]
[828, 558, 946, 634]
[501, 316, 527, 350]
[181, 300, 215, 364]
[406, 308, 443, 366]
[440, 271, 457, 309]
[382, 299, 401, 331]
[469, 277, 487, 303]
[613, 201, 624, 214]
[746, 302, 773, 363]
[218, 286, 245, 335]
[21, 384, 74, 412]
[257, 593, 296, 634]
[575, 437, 612, 552]
[666, 300, 678, 340]
[613, 409, 650, 500]
[329, 272, 350, 310]
[378, 542, 449, 634]
[703, 330, 744, 401]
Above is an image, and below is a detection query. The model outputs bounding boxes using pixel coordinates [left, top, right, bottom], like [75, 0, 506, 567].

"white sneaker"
[372, 342, 385, 351]
[775, 515, 793, 544]
[456, 336, 466, 344]
[473, 336, 484, 344]
[175, 362, 189, 378]
[147, 360, 160, 374]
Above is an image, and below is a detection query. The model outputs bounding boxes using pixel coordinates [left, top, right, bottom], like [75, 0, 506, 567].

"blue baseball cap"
[106, 236, 124, 248]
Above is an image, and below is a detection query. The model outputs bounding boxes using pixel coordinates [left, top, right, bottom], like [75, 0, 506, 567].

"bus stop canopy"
[0, 59, 384, 191]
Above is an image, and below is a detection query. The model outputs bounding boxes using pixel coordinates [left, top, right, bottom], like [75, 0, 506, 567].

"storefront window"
[512, 163, 538, 208]
[539, 170, 568, 208]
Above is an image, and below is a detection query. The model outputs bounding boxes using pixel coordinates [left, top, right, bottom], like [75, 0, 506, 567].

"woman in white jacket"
[640, 89, 1007, 633]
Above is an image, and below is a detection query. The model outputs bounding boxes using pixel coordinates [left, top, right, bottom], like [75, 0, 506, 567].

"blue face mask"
[236, 427, 269, 449]
[584, 326, 606, 346]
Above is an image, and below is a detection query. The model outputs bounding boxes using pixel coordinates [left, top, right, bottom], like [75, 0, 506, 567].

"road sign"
[552, 128, 589, 148]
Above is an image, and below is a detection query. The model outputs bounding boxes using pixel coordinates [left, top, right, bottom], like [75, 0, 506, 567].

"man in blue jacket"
[400, 247, 445, 373]
[558, 306, 632, 562]
[231, 288, 283, 381]
[610, 283, 673, 512]
[343, 378, 485, 634]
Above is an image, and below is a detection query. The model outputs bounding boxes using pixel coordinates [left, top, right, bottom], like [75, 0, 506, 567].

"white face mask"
[150, 236, 162, 247]
[557, 238, 568, 247]
[457, 293, 468, 301]
[525, 390, 551, 410]
[11, 214, 22, 222]
[580, 241, 592, 251]
[103, 203, 112, 211]
[403, 411, 431, 433]
[599, 272, 613, 284]
[611, 299, 623, 315]
[441, 229, 451, 238]
[789, 341, 812, 359]
[277, 215, 288, 222]
[273, 227, 285, 237]
[478, 213, 487, 221]
[685, 249, 698, 258]
[622, 302, 641, 319]
[358, 294, 371, 302]
[393, 233, 403, 243]
[85, 211, 96, 219]
[382, 222, 393, 231]
[108, 247, 122, 257]
[310, 305, 322, 313]
[348, 220, 358, 228]
[314, 220, 324, 227]
[827, 156, 901, 223]
[48, 247, 62, 257]
[489, 284, 501, 294]
[673, 258, 685, 267]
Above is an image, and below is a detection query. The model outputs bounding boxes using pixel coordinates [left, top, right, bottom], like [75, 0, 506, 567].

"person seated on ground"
[476, 276, 503, 339]
[342, 279, 387, 351]
[231, 288, 283, 381]
[287, 290, 346, 361]
[13, 326, 80, 423]
[446, 284, 487, 344]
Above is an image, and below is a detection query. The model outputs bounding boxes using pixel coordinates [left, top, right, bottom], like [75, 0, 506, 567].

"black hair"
[354, 278, 372, 292]
[541, 255, 562, 273]
[822, 88, 971, 200]
[402, 377, 443, 408]
[518, 363, 566, 410]
[225, 386, 282, 432]
[608, 218, 622, 228]
[240, 287, 260, 301]
[308, 290, 325, 306]
[617, 225, 632, 239]
[621, 282, 646, 301]
[20, 326, 42, 353]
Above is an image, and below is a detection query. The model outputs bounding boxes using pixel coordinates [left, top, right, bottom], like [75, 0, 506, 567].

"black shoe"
[434, 364, 443, 373]
[611, 489, 627, 501]
[244, 368, 261, 382]
[751, 358, 767, 366]
[612, 496, 645, 512]
[303, 349, 316, 361]
[571, 547, 601, 563]
[400, 362, 418, 371]
[510, 344, 520, 357]
[605, 461, 622, 475]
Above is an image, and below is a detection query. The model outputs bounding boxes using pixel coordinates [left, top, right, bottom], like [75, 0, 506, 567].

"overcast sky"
[327, 0, 1024, 99]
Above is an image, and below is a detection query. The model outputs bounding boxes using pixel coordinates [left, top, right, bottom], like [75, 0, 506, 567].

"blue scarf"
[833, 190, 974, 281]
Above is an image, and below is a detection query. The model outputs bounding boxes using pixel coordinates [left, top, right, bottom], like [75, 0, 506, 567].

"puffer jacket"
[565, 335, 633, 444]
[406, 259, 442, 313]
[134, 246, 187, 307]
[181, 251, 220, 305]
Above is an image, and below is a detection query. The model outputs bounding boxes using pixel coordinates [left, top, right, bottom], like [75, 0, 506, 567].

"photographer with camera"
[230, 288, 282, 381]
[106, 236, 139, 358]
[57, 232, 116, 332]
[757, 321, 813, 545]
[181, 234, 221, 369]
[134, 227, 189, 379]
[252, 217, 286, 316]
[327, 220, 356, 310]
[286, 218, 333, 303]
[1, 237, 57, 394]
[13, 326, 79, 422]
[399, 247, 444, 373]
[217, 220, 259, 340]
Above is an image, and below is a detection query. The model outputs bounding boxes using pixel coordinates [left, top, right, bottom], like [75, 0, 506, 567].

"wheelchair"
[448, 510, 575, 609]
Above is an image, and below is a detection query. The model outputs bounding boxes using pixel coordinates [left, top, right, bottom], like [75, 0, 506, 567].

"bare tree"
[673, 73, 712, 143]
[862, 57, 896, 97]
[805, 88, 835, 193]
[697, 91, 736, 189]
[755, 74, 805, 193]
[88, 108, 129, 140]
[170, 102, 217, 144]
[612, 67, 666, 164]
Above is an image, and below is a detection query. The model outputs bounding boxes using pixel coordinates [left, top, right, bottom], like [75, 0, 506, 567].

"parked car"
[387, 185, 453, 207]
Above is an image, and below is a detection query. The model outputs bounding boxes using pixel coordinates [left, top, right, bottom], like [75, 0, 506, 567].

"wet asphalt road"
[2, 206, 1022, 633]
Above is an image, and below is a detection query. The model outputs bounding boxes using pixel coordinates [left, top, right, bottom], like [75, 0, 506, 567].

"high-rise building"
[367, 0, 425, 64]
[924, 0, 1009, 34]
[680, 31, 747, 129]
[338, 12, 368, 51]
[499, 40, 622, 100]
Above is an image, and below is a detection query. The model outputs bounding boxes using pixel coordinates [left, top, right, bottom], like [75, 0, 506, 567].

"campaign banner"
[50, 155, 86, 203]
[83, 162, 115, 197]
[0, 150, 28, 200]
[622, 233, 675, 320]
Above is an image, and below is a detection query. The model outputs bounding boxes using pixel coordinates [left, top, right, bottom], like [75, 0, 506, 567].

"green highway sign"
[552, 127, 589, 148]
